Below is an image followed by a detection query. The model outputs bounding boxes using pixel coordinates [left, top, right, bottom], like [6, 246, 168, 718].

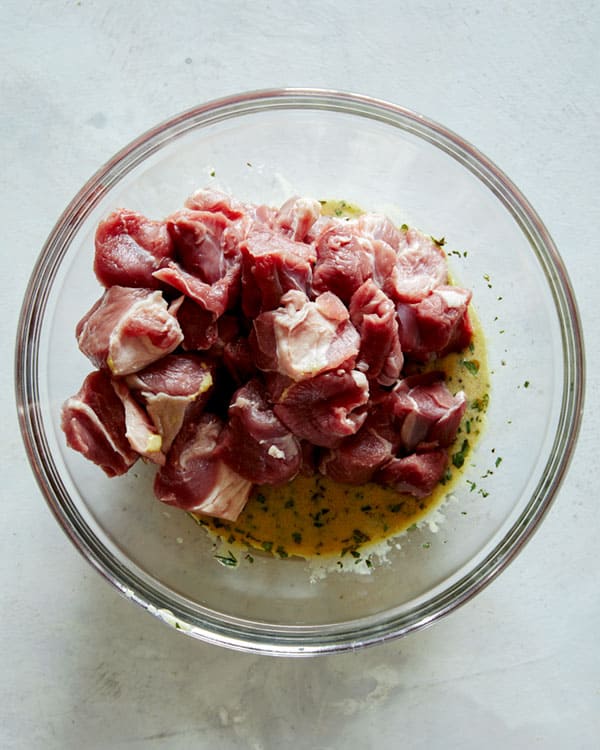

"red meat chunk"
[396, 285, 473, 361]
[273, 369, 369, 448]
[220, 379, 302, 484]
[240, 228, 315, 317]
[125, 354, 214, 453]
[94, 209, 174, 289]
[349, 279, 403, 386]
[154, 413, 252, 521]
[61, 370, 138, 477]
[376, 450, 449, 499]
[76, 286, 183, 376]
[252, 290, 360, 381]
[385, 228, 448, 303]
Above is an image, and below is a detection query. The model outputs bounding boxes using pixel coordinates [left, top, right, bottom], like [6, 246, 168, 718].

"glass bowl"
[15, 89, 584, 655]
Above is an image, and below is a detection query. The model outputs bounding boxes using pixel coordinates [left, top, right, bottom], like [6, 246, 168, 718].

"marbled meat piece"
[354, 213, 403, 251]
[388, 374, 467, 452]
[396, 285, 473, 361]
[240, 228, 315, 317]
[274, 196, 322, 242]
[376, 449, 449, 499]
[252, 290, 360, 380]
[125, 354, 214, 453]
[385, 228, 447, 303]
[153, 248, 241, 316]
[273, 369, 369, 448]
[319, 423, 395, 485]
[184, 187, 246, 219]
[176, 297, 219, 350]
[312, 225, 374, 303]
[166, 209, 230, 284]
[76, 286, 183, 376]
[220, 379, 302, 484]
[154, 413, 252, 521]
[312, 216, 397, 302]
[349, 279, 403, 386]
[61, 370, 138, 477]
[94, 209, 174, 289]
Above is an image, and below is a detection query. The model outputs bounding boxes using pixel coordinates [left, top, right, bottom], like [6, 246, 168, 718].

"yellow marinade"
[193, 201, 489, 562]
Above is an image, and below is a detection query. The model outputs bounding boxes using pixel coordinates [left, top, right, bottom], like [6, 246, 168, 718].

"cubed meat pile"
[61, 189, 473, 522]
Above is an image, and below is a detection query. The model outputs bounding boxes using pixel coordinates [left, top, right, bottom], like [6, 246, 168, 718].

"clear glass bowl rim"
[15, 87, 585, 656]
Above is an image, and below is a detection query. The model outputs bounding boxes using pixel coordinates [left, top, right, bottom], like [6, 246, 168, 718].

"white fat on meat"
[154, 415, 252, 521]
[275, 196, 322, 241]
[386, 228, 448, 302]
[60, 370, 139, 477]
[267, 290, 359, 380]
[143, 393, 198, 454]
[111, 379, 165, 465]
[125, 355, 214, 453]
[77, 286, 183, 376]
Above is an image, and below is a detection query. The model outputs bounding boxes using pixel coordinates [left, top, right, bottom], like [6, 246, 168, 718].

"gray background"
[2, 1, 598, 748]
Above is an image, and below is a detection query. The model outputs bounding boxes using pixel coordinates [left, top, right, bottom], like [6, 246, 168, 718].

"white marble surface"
[2, 1, 599, 747]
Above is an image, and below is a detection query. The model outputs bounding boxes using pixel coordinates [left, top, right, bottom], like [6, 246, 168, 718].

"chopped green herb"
[524, 380, 530, 388]
[276, 545, 289, 559]
[440, 467, 452, 485]
[462, 359, 480, 375]
[495, 456, 503, 468]
[352, 529, 370, 545]
[431, 235, 446, 246]
[209, 168, 216, 177]
[466, 479, 477, 492]
[214, 550, 237, 567]
[400, 223, 409, 231]
[472, 393, 489, 412]
[422, 542, 431, 549]
[452, 439, 470, 469]
[291, 531, 302, 544]
[261, 541, 273, 553]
